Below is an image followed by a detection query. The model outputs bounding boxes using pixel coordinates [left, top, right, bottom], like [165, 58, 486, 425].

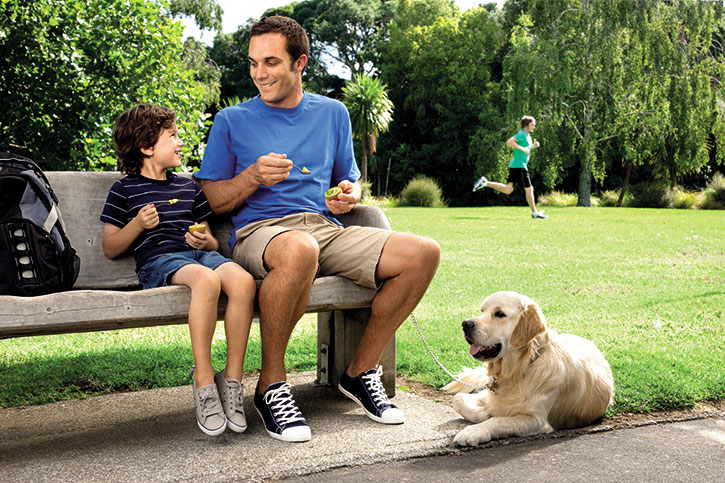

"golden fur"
[443, 291, 614, 446]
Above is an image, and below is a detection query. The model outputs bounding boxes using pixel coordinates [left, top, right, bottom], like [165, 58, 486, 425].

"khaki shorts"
[232, 212, 394, 289]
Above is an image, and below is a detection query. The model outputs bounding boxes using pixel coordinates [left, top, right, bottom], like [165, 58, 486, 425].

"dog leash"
[410, 313, 494, 391]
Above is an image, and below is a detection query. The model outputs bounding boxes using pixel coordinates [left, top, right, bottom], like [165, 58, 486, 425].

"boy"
[473, 115, 548, 219]
[100, 104, 256, 436]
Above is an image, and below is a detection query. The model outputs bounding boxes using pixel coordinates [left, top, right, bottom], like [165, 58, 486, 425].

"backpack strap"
[43, 203, 59, 233]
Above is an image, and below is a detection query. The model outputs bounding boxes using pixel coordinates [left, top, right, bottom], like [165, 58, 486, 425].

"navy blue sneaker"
[254, 381, 311, 442]
[338, 366, 405, 424]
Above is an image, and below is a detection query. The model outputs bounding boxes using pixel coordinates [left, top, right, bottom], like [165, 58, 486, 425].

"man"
[473, 116, 548, 219]
[194, 16, 440, 443]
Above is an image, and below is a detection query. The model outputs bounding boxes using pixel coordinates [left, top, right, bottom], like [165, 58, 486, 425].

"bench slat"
[0, 277, 376, 338]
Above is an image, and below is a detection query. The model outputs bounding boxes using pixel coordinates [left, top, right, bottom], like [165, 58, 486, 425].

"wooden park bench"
[0, 171, 396, 394]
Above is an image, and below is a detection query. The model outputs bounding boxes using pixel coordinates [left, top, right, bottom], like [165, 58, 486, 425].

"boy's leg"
[214, 262, 256, 382]
[171, 264, 222, 387]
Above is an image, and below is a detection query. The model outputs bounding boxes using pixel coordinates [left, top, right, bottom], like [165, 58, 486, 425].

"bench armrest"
[334, 204, 391, 230]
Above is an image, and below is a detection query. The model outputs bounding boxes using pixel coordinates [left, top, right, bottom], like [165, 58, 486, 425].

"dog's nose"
[462, 319, 475, 333]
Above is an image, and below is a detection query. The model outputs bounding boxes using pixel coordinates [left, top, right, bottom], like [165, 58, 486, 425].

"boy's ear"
[140, 145, 154, 157]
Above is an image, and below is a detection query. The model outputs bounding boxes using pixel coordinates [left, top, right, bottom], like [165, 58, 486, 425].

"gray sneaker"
[531, 211, 548, 219]
[193, 379, 227, 436]
[215, 371, 248, 433]
[472, 176, 488, 192]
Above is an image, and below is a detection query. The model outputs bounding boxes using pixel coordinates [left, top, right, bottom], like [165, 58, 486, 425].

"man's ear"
[294, 54, 308, 73]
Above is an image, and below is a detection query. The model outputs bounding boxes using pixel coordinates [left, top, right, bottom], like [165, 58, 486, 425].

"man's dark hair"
[112, 104, 176, 175]
[521, 116, 536, 129]
[251, 15, 310, 68]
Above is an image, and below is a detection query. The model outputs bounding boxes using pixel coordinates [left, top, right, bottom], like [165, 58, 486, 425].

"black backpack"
[0, 153, 81, 296]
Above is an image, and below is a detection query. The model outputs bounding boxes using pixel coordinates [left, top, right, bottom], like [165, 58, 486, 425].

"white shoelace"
[264, 382, 305, 425]
[361, 366, 390, 407]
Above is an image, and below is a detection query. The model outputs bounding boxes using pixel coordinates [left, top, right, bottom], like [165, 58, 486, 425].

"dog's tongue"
[469, 344, 482, 355]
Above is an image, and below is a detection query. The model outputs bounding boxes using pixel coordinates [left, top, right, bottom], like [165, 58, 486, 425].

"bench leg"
[317, 308, 396, 397]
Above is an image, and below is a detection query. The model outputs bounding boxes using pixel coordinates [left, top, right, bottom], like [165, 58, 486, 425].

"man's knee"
[265, 230, 319, 273]
[503, 184, 514, 195]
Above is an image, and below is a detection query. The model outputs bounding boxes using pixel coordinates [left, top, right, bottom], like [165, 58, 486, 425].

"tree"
[378, 1, 504, 204]
[501, 0, 725, 205]
[0, 0, 209, 170]
[342, 74, 394, 183]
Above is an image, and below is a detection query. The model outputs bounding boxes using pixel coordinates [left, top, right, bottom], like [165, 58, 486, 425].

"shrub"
[538, 191, 578, 207]
[399, 176, 446, 207]
[663, 187, 700, 209]
[702, 172, 725, 210]
[627, 181, 669, 208]
[599, 190, 620, 207]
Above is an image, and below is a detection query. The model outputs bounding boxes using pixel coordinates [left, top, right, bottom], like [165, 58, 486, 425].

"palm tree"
[342, 74, 394, 184]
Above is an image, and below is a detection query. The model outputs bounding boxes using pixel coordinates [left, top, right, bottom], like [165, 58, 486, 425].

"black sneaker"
[254, 381, 311, 442]
[338, 366, 405, 424]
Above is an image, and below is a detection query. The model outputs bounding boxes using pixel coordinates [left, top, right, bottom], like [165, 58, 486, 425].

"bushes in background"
[399, 176, 446, 207]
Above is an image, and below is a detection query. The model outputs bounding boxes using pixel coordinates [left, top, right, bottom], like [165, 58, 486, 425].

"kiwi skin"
[189, 224, 207, 234]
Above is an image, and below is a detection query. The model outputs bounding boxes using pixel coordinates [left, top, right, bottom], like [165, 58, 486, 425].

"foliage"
[537, 191, 578, 207]
[0, 0, 209, 170]
[599, 190, 624, 207]
[168, 0, 223, 31]
[500, 0, 725, 206]
[342, 74, 394, 183]
[702, 172, 725, 209]
[399, 175, 446, 207]
[627, 181, 670, 208]
[663, 187, 700, 210]
[379, 1, 505, 205]
[302, 0, 396, 77]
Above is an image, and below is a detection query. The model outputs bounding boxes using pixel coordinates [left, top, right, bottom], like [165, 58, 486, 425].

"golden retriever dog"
[443, 291, 614, 447]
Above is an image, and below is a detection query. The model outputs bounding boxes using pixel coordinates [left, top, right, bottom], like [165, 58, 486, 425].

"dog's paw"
[453, 424, 492, 447]
[452, 393, 490, 423]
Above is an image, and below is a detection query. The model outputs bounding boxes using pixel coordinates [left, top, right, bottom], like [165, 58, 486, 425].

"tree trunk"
[361, 147, 368, 184]
[618, 161, 632, 207]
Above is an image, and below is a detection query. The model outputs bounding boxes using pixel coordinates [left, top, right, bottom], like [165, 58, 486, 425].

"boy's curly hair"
[112, 104, 176, 175]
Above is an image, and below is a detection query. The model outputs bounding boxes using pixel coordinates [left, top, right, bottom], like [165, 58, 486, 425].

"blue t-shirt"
[509, 129, 532, 169]
[100, 173, 214, 273]
[194, 92, 360, 249]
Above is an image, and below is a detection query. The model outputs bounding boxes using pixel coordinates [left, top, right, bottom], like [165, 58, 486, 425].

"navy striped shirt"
[100, 173, 214, 273]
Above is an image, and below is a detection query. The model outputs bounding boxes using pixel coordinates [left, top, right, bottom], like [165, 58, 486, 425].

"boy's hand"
[135, 204, 159, 229]
[185, 224, 217, 251]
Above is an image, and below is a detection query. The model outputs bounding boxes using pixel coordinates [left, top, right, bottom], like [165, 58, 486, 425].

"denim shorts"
[137, 250, 233, 289]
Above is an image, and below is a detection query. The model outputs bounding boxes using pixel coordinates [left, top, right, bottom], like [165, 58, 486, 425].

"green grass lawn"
[1, 206, 723, 414]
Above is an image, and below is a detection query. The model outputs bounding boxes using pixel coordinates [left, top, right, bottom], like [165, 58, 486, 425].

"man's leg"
[524, 186, 538, 213]
[257, 230, 319, 390]
[486, 181, 514, 195]
[346, 232, 440, 376]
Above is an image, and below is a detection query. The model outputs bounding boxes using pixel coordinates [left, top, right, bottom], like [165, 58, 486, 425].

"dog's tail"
[441, 366, 490, 394]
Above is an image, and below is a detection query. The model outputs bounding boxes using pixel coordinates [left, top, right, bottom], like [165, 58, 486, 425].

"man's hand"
[248, 152, 293, 186]
[533, 139, 540, 148]
[326, 180, 361, 214]
[134, 204, 159, 230]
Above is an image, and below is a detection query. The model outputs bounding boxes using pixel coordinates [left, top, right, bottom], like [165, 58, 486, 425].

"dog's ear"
[511, 300, 546, 349]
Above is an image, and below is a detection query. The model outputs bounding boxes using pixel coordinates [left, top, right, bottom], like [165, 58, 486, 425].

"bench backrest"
[47, 172, 233, 290]
[46, 171, 390, 291]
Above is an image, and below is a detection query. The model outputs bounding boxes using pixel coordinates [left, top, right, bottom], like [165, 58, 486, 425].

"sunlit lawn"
[1, 206, 723, 414]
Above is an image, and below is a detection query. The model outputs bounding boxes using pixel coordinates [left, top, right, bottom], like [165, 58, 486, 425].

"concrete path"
[1, 372, 722, 482]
